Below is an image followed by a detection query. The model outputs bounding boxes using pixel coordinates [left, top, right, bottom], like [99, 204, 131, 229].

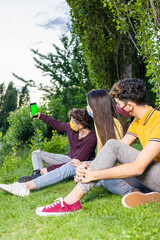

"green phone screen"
[30, 103, 38, 117]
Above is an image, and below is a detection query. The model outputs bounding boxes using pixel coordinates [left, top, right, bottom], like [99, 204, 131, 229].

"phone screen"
[30, 103, 38, 118]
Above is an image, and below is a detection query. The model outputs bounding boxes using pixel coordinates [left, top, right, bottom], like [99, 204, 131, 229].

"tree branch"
[147, 0, 160, 40]
[149, 0, 160, 29]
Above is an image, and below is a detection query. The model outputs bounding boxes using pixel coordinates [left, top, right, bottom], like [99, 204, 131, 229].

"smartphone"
[30, 103, 38, 118]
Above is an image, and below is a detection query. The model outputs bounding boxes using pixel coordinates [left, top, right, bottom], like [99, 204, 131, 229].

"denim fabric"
[33, 162, 76, 189]
[33, 160, 149, 196]
[96, 177, 152, 196]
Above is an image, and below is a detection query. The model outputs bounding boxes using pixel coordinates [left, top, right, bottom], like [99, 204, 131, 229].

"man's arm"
[76, 141, 160, 183]
[39, 113, 68, 132]
[121, 133, 137, 145]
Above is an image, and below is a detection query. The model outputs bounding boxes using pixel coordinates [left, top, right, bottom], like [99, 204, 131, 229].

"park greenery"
[0, 0, 160, 239]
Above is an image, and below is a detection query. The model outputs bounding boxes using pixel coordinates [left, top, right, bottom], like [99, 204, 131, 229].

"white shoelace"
[45, 197, 64, 209]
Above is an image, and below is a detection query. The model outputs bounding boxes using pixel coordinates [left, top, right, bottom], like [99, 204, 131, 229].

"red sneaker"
[36, 197, 82, 216]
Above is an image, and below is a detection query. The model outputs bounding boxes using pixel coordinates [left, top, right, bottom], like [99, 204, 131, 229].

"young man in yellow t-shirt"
[74, 78, 160, 208]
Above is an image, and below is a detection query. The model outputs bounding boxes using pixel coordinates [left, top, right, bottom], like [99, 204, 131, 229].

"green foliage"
[13, 32, 93, 112]
[0, 82, 30, 133]
[29, 130, 69, 154]
[0, 147, 21, 182]
[0, 82, 17, 133]
[2, 105, 47, 149]
[18, 84, 30, 107]
[0, 130, 69, 182]
[32, 33, 93, 110]
[47, 97, 68, 122]
[43, 130, 69, 154]
[66, 0, 143, 89]
[101, 0, 160, 106]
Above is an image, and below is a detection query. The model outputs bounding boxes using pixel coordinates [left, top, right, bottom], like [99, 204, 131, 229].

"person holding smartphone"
[18, 108, 97, 182]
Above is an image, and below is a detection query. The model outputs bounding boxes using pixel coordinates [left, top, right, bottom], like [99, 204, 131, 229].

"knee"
[32, 149, 41, 158]
[32, 149, 40, 154]
[59, 162, 76, 176]
[105, 139, 118, 148]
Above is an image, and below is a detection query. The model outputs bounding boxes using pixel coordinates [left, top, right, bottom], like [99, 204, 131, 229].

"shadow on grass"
[82, 186, 116, 203]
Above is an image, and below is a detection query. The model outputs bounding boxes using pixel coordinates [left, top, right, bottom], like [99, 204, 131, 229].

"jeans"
[78, 139, 160, 194]
[32, 150, 71, 170]
[33, 161, 151, 196]
[97, 178, 152, 196]
[33, 162, 75, 189]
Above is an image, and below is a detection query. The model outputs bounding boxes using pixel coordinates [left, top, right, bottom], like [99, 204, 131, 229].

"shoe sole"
[36, 209, 82, 216]
[18, 176, 33, 183]
[122, 192, 160, 208]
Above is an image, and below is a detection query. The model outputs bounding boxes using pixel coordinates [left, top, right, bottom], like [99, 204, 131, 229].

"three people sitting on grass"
[35, 78, 160, 216]
[1, 78, 160, 216]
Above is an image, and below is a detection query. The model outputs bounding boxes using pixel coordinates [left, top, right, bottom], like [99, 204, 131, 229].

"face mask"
[116, 104, 130, 118]
[70, 120, 78, 132]
[87, 106, 93, 118]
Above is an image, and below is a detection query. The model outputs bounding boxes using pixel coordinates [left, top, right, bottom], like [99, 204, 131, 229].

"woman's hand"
[40, 168, 48, 175]
[71, 159, 81, 167]
[75, 163, 94, 183]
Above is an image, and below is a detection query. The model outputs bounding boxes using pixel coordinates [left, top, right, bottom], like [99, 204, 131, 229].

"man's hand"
[75, 163, 94, 183]
[40, 168, 48, 175]
[30, 112, 41, 119]
[71, 159, 81, 167]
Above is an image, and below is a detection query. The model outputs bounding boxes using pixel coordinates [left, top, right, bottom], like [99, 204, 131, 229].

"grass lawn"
[0, 142, 160, 240]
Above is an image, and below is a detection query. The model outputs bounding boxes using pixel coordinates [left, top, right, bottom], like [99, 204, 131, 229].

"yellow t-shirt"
[127, 106, 160, 163]
[95, 118, 123, 147]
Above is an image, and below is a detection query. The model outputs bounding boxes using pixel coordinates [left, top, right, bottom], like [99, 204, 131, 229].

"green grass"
[1, 142, 160, 240]
[1, 181, 160, 240]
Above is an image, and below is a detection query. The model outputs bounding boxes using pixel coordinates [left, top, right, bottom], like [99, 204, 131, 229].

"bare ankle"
[24, 181, 36, 190]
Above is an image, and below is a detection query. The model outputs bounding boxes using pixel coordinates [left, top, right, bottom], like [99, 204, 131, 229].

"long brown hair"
[87, 89, 125, 146]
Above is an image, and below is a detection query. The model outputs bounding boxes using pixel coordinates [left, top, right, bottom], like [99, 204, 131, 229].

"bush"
[47, 98, 69, 122]
[0, 130, 69, 182]
[2, 105, 48, 149]
[29, 130, 69, 154]
[0, 146, 33, 182]
[0, 147, 21, 182]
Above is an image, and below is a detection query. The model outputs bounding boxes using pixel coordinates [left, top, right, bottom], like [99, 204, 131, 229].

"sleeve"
[126, 119, 138, 138]
[150, 121, 160, 142]
[39, 114, 69, 132]
[114, 118, 124, 140]
[74, 138, 97, 161]
[94, 124, 103, 147]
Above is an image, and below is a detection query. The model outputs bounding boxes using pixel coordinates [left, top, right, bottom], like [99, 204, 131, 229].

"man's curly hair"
[110, 78, 147, 105]
[68, 108, 92, 129]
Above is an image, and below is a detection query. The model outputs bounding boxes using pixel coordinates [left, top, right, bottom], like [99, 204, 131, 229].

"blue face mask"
[87, 105, 93, 118]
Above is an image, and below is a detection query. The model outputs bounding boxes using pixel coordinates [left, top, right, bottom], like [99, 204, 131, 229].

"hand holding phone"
[30, 103, 38, 118]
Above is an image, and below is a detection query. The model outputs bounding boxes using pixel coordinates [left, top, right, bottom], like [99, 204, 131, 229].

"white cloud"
[0, 0, 70, 104]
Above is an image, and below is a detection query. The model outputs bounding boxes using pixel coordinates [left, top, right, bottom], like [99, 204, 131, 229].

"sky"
[0, 0, 70, 104]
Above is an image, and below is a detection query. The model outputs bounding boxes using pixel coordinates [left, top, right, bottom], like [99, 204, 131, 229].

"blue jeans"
[33, 162, 151, 195]
[96, 178, 152, 196]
